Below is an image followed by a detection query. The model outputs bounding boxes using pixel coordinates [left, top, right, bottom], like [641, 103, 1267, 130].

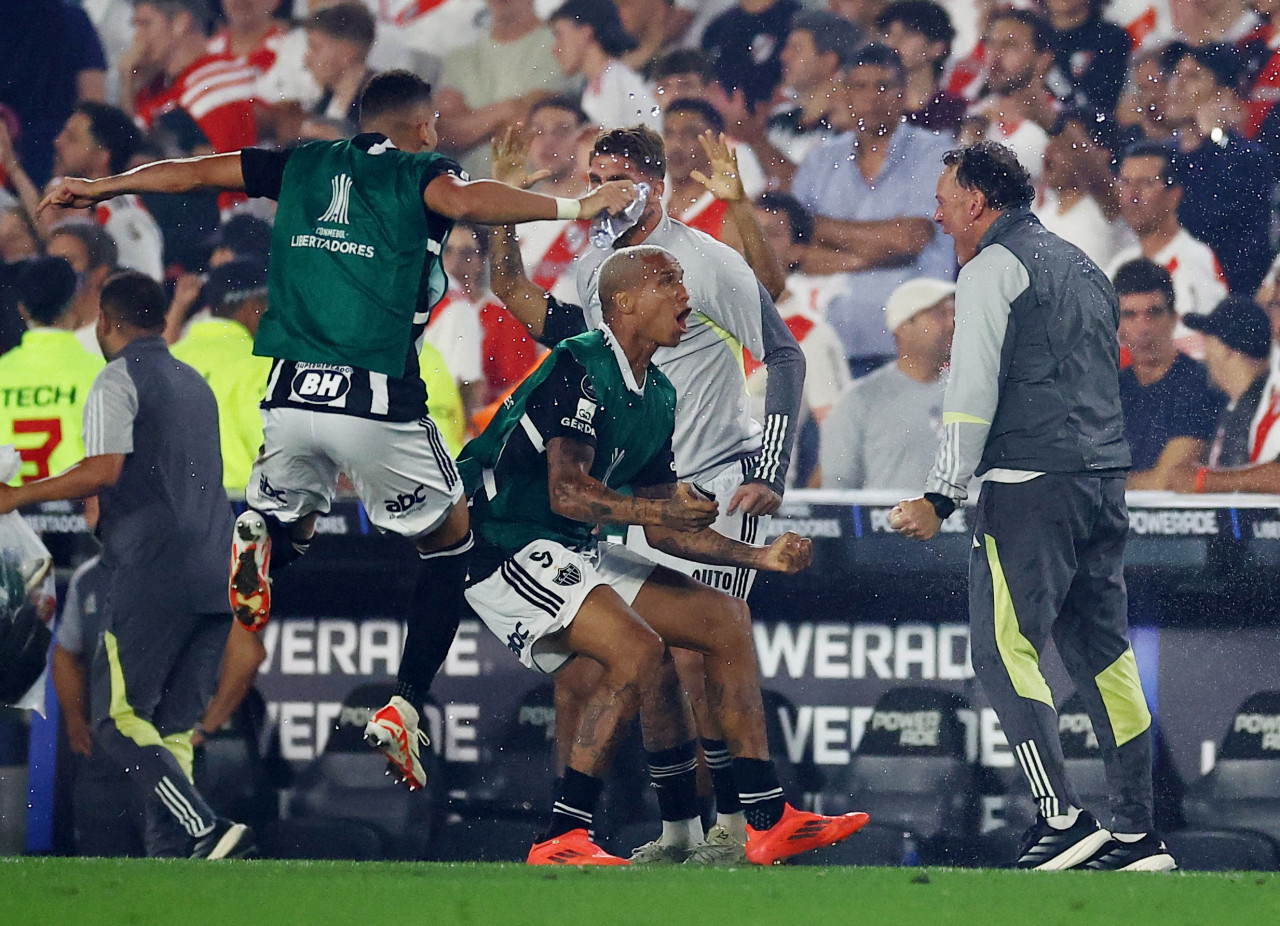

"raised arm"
[489, 223, 553, 339]
[424, 174, 634, 226]
[38, 152, 246, 216]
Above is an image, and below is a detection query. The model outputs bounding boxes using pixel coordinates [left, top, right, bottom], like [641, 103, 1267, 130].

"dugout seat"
[195, 688, 288, 833]
[284, 683, 444, 860]
[1184, 691, 1280, 847]
[1164, 829, 1280, 871]
[817, 687, 980, 865]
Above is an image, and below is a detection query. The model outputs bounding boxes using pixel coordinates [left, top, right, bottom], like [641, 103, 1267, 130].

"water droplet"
[651, 106, 661, 118]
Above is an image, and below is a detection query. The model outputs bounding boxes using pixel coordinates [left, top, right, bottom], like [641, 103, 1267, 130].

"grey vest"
[977, 209, 1131, 475]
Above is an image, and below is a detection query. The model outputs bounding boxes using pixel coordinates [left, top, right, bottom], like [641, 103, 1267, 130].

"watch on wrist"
[924, 492, 956, 520]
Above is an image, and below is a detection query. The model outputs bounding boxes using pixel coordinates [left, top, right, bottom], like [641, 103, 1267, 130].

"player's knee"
[618, 624, 665, 685]
[707, 594, 753, 654]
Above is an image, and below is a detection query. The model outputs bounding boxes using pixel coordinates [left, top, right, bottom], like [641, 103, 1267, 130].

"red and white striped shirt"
[134, 53, 258, 154]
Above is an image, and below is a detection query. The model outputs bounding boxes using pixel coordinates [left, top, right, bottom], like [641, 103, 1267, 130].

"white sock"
[659, 818, 703, 848]
[717, 811, 747, 842]
[1113, 832, 1147, 843]
[1046, 807, 1082, 830]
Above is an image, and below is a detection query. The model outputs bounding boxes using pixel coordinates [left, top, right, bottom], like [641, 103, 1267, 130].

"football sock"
[544, 767, 603, 841]
[1046, 807, 1082, 829]
[1113, 832, 1147, 843]
[735, 757, 785, 830]
[701, 737, 742, 815]
[647, 742, 702, 847]
[395, 531, 473, 708]
[261, 512, 310, 568]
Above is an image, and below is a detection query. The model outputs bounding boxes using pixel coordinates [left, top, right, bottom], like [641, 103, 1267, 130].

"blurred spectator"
[1105, 0, 1176, 50]
[170, 259, 271, 490]
[664, 100, 738, 241]
[1115, 259, 1224, 490]
[0, 208, 39, 264]
[701, 0, 801, 111]
[52, 103, 164, 280]
[0, 256, 105, 485]
[0, 0, 106, 187]
[1244, 0, 1280, 138]
[85, 0, 138, 107]
[616, 0, 695, 74]
[1164, 43, 1275, 295]
[1108, 141, 1228, 342]
[1247, 283, 1280, 466]
[45, 218, 120, 356]
[1171, 295, 1280, 492]
[549, 0, 662, 132]
[207, 213, 272, 268]
[747, 191, 851, 484]
[793, 44, 954, 373]
[876, 0, 965, 133]
[300, 1, 377, 136]
[127, 137, 221, 273]
[1172, 0, 1260, 45]
[208, 0, 289, 65]
[1045, 0, 1131, 115]
[127, 0, 259, 157]
[516, 98, 595, 304]
[1035, 109, 1130, 268]
[966, 9, 1059, 182]
[755, 9, 861, 186]
[1115, 45, 1175, 144]
[820, 277, 954, 489]
[380, 0, 485, 62]
[435, 0, 566, 177]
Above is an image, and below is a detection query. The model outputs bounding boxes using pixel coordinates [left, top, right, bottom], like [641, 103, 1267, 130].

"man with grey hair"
[459, 245, 864, 866]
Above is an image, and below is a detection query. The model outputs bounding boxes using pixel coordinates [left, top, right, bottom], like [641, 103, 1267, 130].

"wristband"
[555, 197, 581, 220]
[923, 492, 957, 520]
[193, 722, 209, 739]
[1194, 466, 1208, 494]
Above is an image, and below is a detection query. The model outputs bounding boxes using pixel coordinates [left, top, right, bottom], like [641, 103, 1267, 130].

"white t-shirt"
[95, 194, 164, 281]
[517, 218, 592, 306]
[985, 117, 1049, 184]
[582, 62, 663, 133]
[1107, 228, 1229, 350]
[256, 25, 419, 107]
[1035, 191, 1135, 270]
[424, 288, 484, 388]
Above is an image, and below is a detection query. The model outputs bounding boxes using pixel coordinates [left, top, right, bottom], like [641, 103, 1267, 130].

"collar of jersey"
[185, 317, 252, 342]
[598, 323, 644, 396]
[355, 132, 397, 155]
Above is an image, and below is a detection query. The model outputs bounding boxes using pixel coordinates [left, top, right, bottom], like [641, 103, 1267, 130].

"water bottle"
[589, 182, 650, 249]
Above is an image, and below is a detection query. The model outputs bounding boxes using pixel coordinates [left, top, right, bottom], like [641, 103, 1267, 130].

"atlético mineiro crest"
[553, 564, 582, 586]
[319, 173, 353, 225]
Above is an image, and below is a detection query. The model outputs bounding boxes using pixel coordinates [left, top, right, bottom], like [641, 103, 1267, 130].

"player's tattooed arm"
[643, 514, 813, 574]
[547, 438, 717, 532]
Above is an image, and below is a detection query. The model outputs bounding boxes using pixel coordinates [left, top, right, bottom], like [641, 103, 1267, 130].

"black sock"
[261, 512, 310, 569]
[647, 741, 701, 822]
[543, 767, 603, 840]
[395, 532, 473, 705]
[701, 738, 741, 815]
[735, 757, 785, 830]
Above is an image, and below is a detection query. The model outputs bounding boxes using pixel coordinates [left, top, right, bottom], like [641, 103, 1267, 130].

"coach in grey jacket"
[889, 142, 1176, 873]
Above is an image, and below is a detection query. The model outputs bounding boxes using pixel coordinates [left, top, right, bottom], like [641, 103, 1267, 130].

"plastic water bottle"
[589, 182, 650, 249]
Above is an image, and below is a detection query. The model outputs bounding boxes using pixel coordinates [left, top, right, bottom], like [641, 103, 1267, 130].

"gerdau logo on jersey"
[289, 173, 378, 258]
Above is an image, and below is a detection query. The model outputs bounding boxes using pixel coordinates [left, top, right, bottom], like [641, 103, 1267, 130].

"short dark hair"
[591, 126, 665, 180]
[548, 0, 638, 58]
[307, 1, 376, 51]
[942, 142, 1035, 210]
[791, 10, 865, 70]
[1121, 140, 1178, 187]
[48, 218, 119, 272]
[1113, 259, 1176, 315]
[665, 98, 725, 136]
[529, 94, 590, 126]
[1177, 42, 1244, 92]
[16, 257, 77, 327]
[358, 70, 433, 127]
[101, 270, 167, 332]
[646, 48, 712, 84]
[756, 191, 814, 245]
[74, 103, 140, 175]
[1051, 106, 1120, 154]
[876, 1, 955, 48]
[135, 0, 212, 33]
[989, 8, 1053, 52]
[844, 44, 907, 88]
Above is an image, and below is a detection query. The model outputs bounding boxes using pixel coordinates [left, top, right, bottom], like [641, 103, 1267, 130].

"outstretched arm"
[38, 152, 246, 216]
[0, 454, 124, 514]
[424, 173, 634, 226]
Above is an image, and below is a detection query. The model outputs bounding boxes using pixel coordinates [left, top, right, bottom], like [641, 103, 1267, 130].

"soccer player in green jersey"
[461, 246, 867, 865]
[40, 70, 636, 791]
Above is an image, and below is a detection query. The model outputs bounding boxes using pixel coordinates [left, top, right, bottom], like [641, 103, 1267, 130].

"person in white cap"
[819, 276, 956, 490]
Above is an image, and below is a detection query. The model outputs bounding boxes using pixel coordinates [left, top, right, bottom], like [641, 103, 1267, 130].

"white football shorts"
[246, 407, 463, 538]
[465, 539, 655, 674]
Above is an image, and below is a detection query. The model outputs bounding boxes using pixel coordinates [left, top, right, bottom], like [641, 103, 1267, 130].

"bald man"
[457, 246, 867, 866]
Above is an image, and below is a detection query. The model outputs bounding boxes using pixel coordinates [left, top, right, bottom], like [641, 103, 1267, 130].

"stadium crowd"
[3, 0, 1280, 865]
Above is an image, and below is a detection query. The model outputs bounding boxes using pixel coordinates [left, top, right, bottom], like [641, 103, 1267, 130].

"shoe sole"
[1118, 853, 1178, 872]
[1034, 828, 1113, 871]
[363, 726, 426, 791]
[204, 823, 256, 860]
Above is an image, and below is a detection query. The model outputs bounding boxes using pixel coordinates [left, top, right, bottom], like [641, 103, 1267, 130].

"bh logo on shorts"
[290, 363, 352, 405]
[385, 483, 429, 514]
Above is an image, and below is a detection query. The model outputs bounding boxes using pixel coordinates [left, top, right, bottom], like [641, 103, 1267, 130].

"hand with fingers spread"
[690, 131, 746, 204]
[492, 123, 551, 190]
[757, 531, 813, 573]
[578, 179, 638, 221]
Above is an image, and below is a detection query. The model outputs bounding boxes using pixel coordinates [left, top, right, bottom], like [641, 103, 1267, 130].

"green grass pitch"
[3, 859, 1278, 926]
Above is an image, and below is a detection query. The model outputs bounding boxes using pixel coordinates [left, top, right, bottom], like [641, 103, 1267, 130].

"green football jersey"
[459, 327, 678, 555]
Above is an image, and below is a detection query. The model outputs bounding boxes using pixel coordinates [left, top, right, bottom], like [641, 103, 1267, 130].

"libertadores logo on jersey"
[319, 173, 353, 225]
